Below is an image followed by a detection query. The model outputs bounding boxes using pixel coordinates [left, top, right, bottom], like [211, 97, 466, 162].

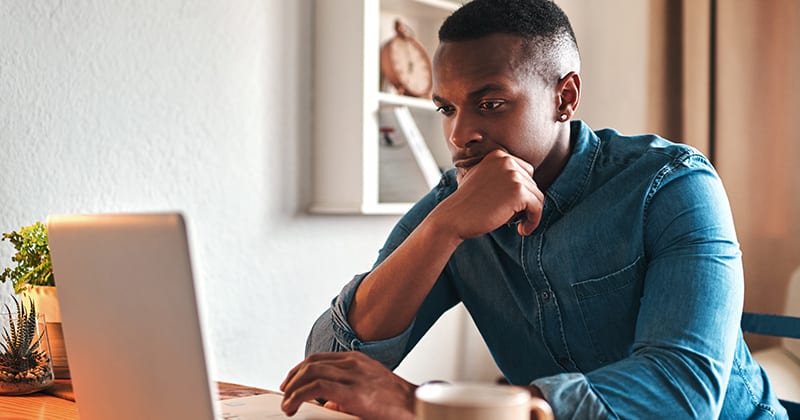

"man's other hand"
[280, 351, 417, 420]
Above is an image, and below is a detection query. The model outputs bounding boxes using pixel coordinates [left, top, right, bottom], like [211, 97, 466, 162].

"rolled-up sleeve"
[305, 272, 417, 368]
[532, 373, 613, 418]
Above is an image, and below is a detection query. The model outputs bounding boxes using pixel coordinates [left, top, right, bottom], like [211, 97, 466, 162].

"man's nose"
[447, 113, 483, 148]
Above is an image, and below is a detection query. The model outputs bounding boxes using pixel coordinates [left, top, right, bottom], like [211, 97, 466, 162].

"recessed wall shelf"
[311, 0, 463, 215]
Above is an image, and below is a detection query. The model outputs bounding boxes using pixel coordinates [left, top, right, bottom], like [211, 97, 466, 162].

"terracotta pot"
[24, 286, 69, 379]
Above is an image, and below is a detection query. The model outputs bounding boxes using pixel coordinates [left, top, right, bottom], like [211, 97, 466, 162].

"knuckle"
[498, 153, 515, 165]
[307, 379, 328, 393]
[303, 362, 323, 376]
[353, 351, 372, 363]
[488, 148, 504, 157]
[306, 352, 325, 362]
[299, 378, 332, 399]
[352, 354, 370, 368]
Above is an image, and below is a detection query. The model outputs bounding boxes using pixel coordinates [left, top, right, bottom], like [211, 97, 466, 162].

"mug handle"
[530, 397, 554, 420]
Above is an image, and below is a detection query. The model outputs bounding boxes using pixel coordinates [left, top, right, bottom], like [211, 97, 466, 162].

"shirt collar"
[544, 120, 601, 215]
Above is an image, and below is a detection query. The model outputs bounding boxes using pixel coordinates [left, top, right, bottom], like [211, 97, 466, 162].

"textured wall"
[0, 0, 480, 389]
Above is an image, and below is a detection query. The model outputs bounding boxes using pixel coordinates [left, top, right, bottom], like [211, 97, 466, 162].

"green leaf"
[0, 222, 55, 293]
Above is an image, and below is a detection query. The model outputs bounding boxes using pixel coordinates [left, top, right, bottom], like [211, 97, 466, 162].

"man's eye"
[479, 101, 504, 111]
[436, 105, 455, 115]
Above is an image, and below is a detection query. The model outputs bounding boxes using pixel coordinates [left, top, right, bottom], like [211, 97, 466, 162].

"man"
[281, 0, 787, 418]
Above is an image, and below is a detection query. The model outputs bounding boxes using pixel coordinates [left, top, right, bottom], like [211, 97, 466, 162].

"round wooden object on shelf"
[380, 19, 433, 98]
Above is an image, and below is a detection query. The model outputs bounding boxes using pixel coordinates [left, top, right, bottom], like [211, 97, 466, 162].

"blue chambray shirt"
[306, 121, 787, 419]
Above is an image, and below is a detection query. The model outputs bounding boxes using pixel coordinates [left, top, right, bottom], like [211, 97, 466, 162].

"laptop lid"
[47, 213, 219, 420]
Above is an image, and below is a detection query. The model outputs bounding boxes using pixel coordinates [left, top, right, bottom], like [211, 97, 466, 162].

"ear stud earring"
[559, 114, 568, 121]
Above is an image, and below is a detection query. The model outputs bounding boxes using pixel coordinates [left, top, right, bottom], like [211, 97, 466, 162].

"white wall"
[2, 0, 660, 392]
[0, 0, 477, 390]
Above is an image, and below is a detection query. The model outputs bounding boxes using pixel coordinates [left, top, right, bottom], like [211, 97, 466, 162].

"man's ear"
[555, 71, 581, 122]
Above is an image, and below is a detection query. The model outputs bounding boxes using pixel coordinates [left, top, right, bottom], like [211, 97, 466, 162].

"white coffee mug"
[415, 382, 553, 420]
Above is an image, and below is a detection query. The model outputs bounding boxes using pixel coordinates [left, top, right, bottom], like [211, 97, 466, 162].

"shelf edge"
[378, 92, 438, 111]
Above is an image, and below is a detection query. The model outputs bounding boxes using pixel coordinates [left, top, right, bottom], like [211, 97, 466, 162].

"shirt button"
[541, 290, 551, 301]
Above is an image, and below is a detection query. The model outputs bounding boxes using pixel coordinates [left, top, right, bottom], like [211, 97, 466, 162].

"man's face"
[432, 34, 561, 181]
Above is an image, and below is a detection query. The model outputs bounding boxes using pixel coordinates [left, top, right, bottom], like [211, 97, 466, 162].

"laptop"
[47, 213, 356, 420]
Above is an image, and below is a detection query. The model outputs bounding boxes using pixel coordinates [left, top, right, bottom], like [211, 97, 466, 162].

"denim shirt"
[306, 121, 787, 419]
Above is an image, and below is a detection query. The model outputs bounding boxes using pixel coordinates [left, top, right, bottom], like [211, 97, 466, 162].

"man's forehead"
[434, 35, 528, 78]
[435, 34, 525, 65]
[432, 34, 531, 94]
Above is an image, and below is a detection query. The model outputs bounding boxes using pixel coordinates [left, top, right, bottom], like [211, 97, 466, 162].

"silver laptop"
[47, 213, 356, 420]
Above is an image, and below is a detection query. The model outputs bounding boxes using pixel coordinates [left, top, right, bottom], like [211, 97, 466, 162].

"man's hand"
[436, 149, 545, 238]
[280, 352, 417, 420]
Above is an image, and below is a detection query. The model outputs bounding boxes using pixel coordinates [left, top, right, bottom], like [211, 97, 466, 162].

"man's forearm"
[347, 210, 463, 342]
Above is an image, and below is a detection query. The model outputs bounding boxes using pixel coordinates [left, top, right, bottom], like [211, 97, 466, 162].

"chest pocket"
[571, 257, 645, 363]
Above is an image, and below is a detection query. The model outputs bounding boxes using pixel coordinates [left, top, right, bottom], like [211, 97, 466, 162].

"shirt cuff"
[329, 273, 415, 368]
[531, 373, 616, 419]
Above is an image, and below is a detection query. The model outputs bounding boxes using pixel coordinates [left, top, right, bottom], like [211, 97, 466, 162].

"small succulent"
[0, 222, 54, 294]
[0, 296, 50, 378]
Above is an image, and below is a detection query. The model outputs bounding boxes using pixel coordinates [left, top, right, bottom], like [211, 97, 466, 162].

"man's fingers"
[280, 361, 304, 391]
[520, 183, 545, 235]
[509, 154, 535, 178]
[281, 379, 350, 416]
[282, 356, 356, 396]
[324, 401, 344, 412]
[504, 160, 543, 236]
[281, 352, 379, 416]
[280, 352, 357, 391]
[517, 209, 542, 236]
[281, 351, 416, 420]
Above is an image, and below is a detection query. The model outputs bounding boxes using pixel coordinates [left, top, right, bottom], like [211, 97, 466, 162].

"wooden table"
[0, 380, 274, 419]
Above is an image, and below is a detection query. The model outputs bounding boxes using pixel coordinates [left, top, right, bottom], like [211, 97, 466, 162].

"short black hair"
[439, 0, 580, 83]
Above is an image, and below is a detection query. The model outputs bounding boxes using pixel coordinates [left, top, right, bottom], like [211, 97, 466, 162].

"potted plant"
[0, 222, 68, 379]
[1, 222, 54, 292]
[0, 296, 54, 394]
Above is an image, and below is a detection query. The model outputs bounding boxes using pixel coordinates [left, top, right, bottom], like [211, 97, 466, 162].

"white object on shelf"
[378, 113, 431, 203]
[393, 106, 441, 189]
[378, 91, 438, 111]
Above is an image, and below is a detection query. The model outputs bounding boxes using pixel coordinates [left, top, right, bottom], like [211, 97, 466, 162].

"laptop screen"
[48, 213, 219, 420]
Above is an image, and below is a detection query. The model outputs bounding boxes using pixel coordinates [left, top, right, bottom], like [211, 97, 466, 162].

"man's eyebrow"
[432, 84, 510, 105]
[468, 84, 509, 99]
